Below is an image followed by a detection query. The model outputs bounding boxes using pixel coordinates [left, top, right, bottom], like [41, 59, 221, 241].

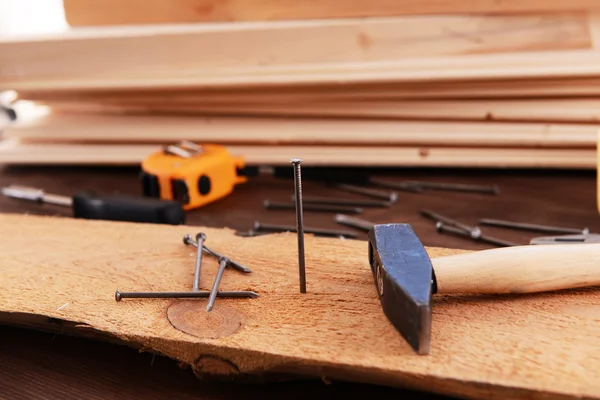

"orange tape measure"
[140, 141, 247, 210]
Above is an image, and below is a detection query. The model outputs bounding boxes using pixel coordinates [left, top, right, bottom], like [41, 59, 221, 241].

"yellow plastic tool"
[140, 141, 247, 210]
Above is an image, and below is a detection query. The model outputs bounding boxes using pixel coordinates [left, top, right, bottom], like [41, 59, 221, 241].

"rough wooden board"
[6, 112, 599, 146]
[0, 139, 595, 168]
[62, 0, 600, 26]
[0, 213, 599, 399]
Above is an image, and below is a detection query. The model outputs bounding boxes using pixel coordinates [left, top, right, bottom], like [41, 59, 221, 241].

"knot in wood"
[167, 300, 244, 339]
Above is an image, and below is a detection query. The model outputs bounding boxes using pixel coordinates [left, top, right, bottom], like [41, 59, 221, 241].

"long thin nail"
[291, 158, 307, 294]
[420, 209, 481, 239]
[183, 234, 252, 273]
[331, 183, 398, 203]
[264, 200, 363, 214]
[207, 257, 229, 312]
[294, 195, 390, 208]
[333, 214, 376, 232]
[436, 222, 517, 247]
[405, 181, 500, 195]
[478, 218, 589, 235]
[367, 177, 424, 192]
[192, 233, 206, 292]
[253, 221, 358, 238]
[115, 290, 259, 301]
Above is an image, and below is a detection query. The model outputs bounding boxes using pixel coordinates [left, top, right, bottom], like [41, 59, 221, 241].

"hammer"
[368, 223, 600, 355]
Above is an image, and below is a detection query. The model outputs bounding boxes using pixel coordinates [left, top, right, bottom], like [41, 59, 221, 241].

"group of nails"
[115, 233, 258, 311]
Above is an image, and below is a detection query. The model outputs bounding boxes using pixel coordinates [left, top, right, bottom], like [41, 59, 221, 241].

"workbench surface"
[1, 165, 598, 400]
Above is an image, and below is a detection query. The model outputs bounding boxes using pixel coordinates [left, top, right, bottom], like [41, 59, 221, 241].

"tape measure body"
[141, 143, 246, 210]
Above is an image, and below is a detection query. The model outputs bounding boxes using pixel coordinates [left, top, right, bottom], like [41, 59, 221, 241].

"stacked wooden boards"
[2, 10, 600, 167]
[1, 213, 599, 399]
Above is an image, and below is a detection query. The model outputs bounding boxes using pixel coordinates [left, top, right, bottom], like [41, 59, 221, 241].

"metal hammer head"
[368, 223, 436, 355]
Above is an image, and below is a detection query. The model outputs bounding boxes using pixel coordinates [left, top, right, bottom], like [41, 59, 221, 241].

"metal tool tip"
[115, 290, 122, 302]
[290, 158, 303, 164]
[389, 192, 399, 203]
[195, 232, 207, 241]
[206, 303, 214, 312]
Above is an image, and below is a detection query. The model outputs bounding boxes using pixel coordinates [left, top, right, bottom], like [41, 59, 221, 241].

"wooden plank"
[5, 112, 600, 147]
[1, 213, 599, 399]
[62, 0, 600, 26]
[2, 30, 600, 91]
[42, 98, 600, 124]
[18, 76, 600, 103]
[0, 139, 595, 168]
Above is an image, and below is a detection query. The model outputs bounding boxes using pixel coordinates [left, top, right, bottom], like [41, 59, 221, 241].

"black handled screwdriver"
[1, 185, 185, 225]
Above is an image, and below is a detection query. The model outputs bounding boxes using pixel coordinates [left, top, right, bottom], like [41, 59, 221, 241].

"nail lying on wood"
[478, 218, 590, 235]
[264, 200, 363, 214]
[334, 214, 376, 232]
[436, 221, 518, 247]
[254, 221, 359, 238]
[331, 183, 398, 203]
[367, 177, 424, 193]
[115, 290, 259, 301]
[192, 232, 206, 292]
[294, 195, 391, 208]
[405, 181, 500, 195]
[420, 209, 481, 239]
[183, 234, 252, 273]
[206, 257, 229, 312]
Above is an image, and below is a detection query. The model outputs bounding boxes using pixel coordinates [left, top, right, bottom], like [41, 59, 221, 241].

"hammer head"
[368, 223, 435, 355]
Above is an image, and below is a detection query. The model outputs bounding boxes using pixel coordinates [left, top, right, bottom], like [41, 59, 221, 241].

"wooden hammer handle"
[432, 243, 600, 294]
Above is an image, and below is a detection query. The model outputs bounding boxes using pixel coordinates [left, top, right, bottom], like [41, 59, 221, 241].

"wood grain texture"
[0, 139, 595, 168]
[35, 97, 600, 123]
[18, 77, 600, 103]
[434, 243, 600, 294]
[0, 213, 599, 399]
[6, 113, 599, 146]
[4, 43, 600, 91]
[62, 0, 600, 26]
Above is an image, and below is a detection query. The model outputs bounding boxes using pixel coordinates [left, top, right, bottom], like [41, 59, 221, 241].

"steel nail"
[294, 195, 391, 208]
[183, 234, 252, 273]
[291, 158, 307, 294]
[331, 183, 398, 203]
[253, 221, 358, 238]
[420, 209, 482, 239]
[264, 200, 363, 214]
[206, 257, 229, 312]
[192, 232, 207, 292]
[115, 290, 259, 301]
[478, 218, 589, 235]
[436, 221, 518, 247]
[333, 214, 376, 232]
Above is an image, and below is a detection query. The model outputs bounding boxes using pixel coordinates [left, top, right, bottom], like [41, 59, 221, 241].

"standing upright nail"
[207, 257, 229, 312]
[192, 233, 207, 292]
[291, 158, 306, 293]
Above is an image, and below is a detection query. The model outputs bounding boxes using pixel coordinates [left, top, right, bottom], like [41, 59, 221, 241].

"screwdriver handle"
[72, 192, 186, 225]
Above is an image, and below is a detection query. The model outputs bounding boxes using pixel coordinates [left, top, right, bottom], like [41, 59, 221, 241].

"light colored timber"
[1, 213, 599, 399]
[0, 139, 595, 168]
[434, 243, 600, 294]
[62, 0, 600, 26]
[4, 113, 599, 147]
[0, 13, 590, 91]
[4, 36, 600, 91]
[18, 77, 600, 104]
[5, 112, 600, 147]
[41, 97, 600, 123]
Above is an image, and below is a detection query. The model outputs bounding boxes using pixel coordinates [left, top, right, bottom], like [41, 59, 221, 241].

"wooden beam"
[7, 112, 599, 147]
[41, 97, 600, 124]
[0, 19, 599, 92]
[18, 77, 600, 103]
[62, 0, 600, 26]
[0, 139, 594, 168]
[1, 213, 599, 399]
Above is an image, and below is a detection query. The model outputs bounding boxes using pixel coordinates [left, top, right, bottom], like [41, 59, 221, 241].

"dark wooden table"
[1, 164, 598, 400]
